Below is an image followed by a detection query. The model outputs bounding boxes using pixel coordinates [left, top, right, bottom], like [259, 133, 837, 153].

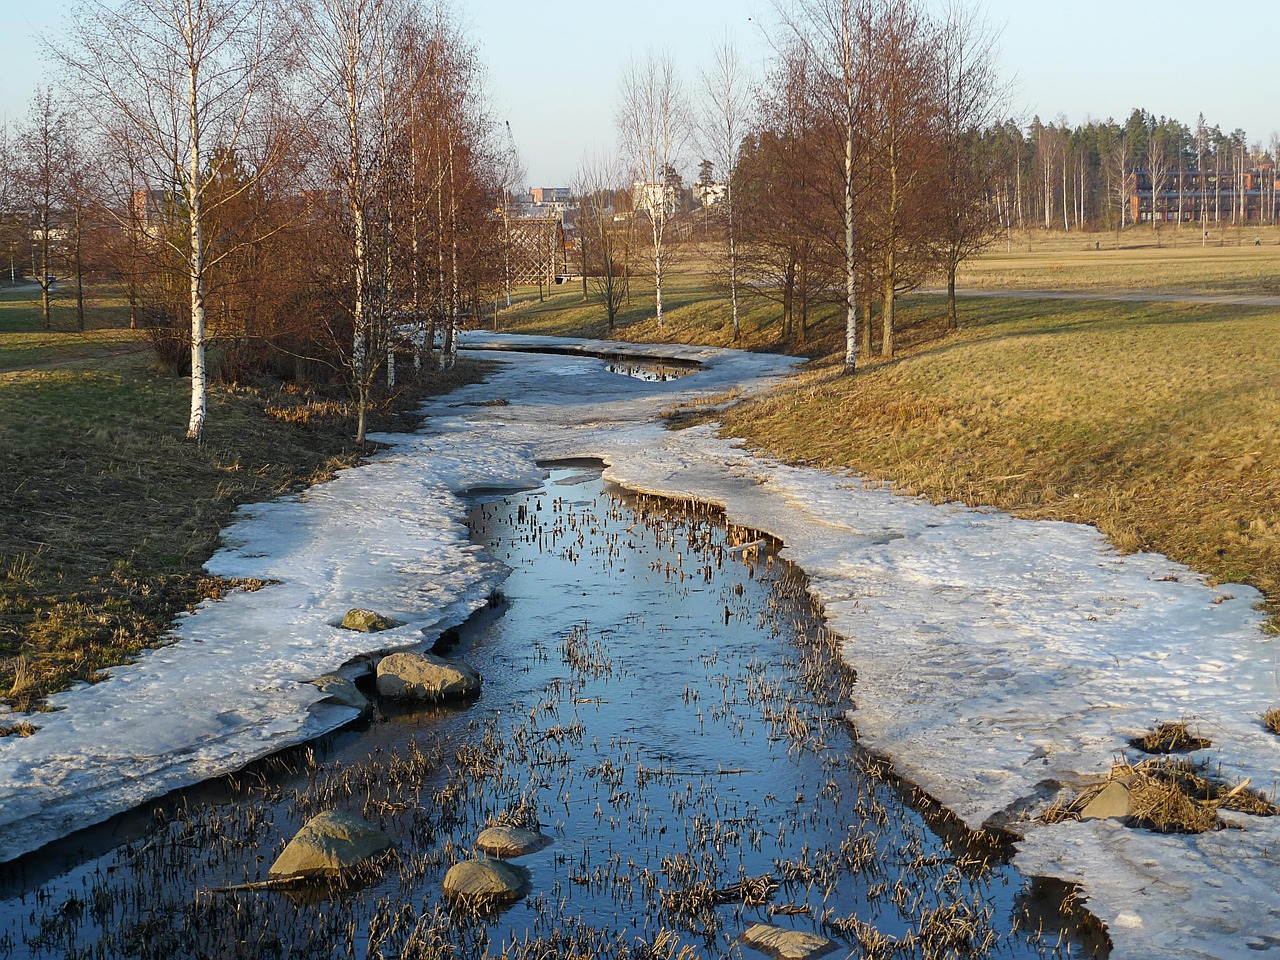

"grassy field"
[0, 286, 484, 717]
[500, 231, 1280, 628]
[958, 224, 1280, 295]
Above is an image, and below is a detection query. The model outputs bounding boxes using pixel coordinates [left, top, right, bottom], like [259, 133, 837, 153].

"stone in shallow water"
[268, 810, 391, 880]
[474, 825, 549, 858]
[738, 923, 838, 960]
[442, 858, 530, 905]
[310, 675, 368, 712]
[376, 652, 481, 702]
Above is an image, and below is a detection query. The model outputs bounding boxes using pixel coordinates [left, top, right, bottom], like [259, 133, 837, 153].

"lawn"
[957, 224, 1280, 295]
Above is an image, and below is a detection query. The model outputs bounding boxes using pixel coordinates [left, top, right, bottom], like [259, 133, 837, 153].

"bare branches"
[617, 50, 689, 327]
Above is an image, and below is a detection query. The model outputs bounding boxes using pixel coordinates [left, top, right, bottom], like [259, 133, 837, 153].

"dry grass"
[1264, 707, 1280, 735]
[1042, 758, 1275, 834]
[719, 296, 1280, 626]
[961, 225, 1280, 295]
[0, 314, 489, 711]
[1128, 720, 1211, 754]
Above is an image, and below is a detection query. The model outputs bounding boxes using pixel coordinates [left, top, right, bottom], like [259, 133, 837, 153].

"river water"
[0, 460, 1097, 959]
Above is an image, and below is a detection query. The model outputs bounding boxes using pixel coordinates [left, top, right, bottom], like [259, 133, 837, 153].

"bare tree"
[61, 0, 290, 440]
[14, 88, 70, 330]
[573, 151, 628, 330]
[617, 50, 688, 327]
[495, 120, 526, 312]
[935, 1, 1001, 329]
[698, 35, 750, 339]
[777, 0, 864, 372]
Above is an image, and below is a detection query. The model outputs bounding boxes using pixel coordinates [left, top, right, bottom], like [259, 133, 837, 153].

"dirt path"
[927, 287, 1280, 307]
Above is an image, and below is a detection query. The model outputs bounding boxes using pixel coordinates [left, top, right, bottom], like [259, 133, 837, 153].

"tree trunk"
[185, 62, 208, 442]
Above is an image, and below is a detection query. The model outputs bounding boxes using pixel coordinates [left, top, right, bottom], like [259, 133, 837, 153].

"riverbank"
[498, 269, 1280, 632]
[0, 336, 487, 713]
[3, 334, 1276, 957]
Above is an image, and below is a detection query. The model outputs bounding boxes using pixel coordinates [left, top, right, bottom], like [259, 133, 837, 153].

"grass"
[958, 224, 1280, 295]
[501, 230, 1280, 629]
[0, 287, 487, 712]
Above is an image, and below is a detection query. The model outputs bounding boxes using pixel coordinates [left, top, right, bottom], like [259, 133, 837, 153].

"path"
[925, 287, 1280, 307]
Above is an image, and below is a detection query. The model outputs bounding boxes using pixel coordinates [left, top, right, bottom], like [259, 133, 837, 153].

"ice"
[2, 331, 1276, 958]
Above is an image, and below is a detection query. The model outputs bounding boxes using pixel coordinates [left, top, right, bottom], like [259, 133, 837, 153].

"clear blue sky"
[2, 0, 1273, 187]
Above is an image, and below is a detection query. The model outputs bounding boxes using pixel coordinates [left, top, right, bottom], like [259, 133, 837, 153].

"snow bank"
[2, 330, 1276, 959]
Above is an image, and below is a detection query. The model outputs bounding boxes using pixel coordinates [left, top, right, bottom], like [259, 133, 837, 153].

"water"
[0, 465, 1102, 959]
[603, 360, 697, 382]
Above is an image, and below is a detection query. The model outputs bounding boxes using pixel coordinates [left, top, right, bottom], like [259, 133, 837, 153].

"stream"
[0, 462, 1099, 959]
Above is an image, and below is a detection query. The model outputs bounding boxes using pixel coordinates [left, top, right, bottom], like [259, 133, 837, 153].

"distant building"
[695, 181, 727, 208]
[1127, 167, 1278, 224]
[515, 186, 573, 219]
[631, 179, 678, 217]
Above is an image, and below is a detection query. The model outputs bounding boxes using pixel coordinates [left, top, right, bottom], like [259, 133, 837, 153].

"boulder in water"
[442, 858, 529, 905]
[268, 810, 391, 881]
[738, 923, 838, 960]
[376, 652, 481, 702]
[474, 825, 550, 858]
[341, 608, 395, 632]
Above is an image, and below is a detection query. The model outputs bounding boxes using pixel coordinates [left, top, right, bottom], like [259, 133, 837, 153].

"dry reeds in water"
[1128, 720, 1211, 754]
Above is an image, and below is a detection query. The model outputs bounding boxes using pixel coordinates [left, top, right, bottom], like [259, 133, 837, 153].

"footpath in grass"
[0, 285, 486, 715]
[499, 246, 1280, 628]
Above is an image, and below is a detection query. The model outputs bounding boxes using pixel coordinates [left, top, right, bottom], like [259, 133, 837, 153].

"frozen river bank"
[1, 332, 1277, 957]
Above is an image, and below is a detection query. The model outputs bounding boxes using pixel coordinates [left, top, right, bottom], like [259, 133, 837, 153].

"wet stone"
[739, 923, 838, 960]
[376, 652, 481, 702]
[268, 811, 391, 881]
[442, 858, 529, 905]
[340, 608, 395, 632]
[309, 675, 368, 712]
[474, 825, 549, 858]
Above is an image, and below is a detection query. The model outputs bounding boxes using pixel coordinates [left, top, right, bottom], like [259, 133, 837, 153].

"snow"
[3, 331, 1278, 958]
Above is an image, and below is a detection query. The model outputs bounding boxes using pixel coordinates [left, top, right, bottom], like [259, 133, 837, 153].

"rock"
[376, 652, 481, 702]
[310, 675, 368, 712]
[474, 825, 549, 858]
[1080, 781, 1133, 820]
[442, 858, 529, 905]
[268, 811, 391, 881]
[341, 608, 395, 632]
[738, 924, 838, 960]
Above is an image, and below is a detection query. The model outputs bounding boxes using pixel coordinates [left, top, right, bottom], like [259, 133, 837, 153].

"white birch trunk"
[186, 49, 207, 441]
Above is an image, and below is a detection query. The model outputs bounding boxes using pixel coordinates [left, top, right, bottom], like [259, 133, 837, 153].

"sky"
[1, 0, 1274, 187]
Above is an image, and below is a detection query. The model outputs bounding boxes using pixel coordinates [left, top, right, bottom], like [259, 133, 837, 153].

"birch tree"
[62, 0, 290, 440]
[303, 0, 407, 443]
[617, 50, 688, 327]
[777, 0, 864, 372]
[698, 36, 749, 339]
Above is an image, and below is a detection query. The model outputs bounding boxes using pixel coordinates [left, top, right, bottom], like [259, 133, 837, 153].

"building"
[1126, 167, 1278, 224]
[631, 179, 678, 217]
